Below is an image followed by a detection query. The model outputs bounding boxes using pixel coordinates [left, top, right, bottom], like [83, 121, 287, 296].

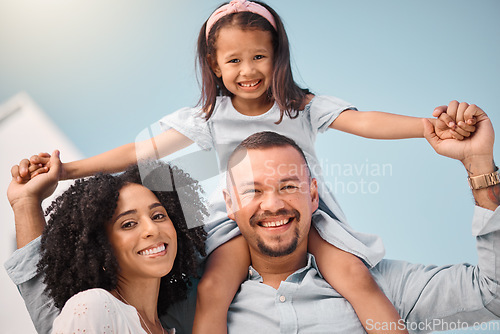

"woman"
[36, 161, 206, 333]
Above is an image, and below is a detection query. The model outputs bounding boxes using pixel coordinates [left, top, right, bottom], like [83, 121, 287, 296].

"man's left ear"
[310, 178, 319, 211]
[223, 189, 236, 220]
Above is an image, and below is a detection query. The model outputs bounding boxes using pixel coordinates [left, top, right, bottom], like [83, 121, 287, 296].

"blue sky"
[1, 2, 499, 330]
[2, 0, 499, 260]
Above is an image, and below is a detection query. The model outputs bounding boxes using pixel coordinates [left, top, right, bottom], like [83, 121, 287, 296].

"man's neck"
[250, 247, 308, 289]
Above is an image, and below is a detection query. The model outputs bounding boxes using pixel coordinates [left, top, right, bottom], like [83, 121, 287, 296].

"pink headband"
[205, 0, 277, 40]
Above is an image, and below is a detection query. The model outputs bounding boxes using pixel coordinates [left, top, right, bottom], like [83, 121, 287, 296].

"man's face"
[224, 146, 319, 258]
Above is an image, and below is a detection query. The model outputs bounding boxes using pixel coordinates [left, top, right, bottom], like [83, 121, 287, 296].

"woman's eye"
[121, 221, 137, 229]
[153, 213, 166, 221]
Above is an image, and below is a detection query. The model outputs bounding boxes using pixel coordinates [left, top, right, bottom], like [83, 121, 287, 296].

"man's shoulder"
[371, 258, 417, 277]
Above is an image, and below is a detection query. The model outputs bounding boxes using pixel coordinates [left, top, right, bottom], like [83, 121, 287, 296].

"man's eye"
[242, 189, 258, 195]
[281, 185, 298, 191]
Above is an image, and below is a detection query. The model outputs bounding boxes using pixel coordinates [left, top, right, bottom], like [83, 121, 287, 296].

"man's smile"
[250, 208, 301, 229]
[259, 218, 291, 228]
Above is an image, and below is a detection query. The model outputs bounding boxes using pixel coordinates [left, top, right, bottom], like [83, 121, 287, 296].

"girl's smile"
[238, 79, 262, 89]
[211, 27, 274, 115]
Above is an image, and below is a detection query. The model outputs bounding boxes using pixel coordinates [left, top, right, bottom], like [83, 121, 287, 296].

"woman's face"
[106, 183, 178, 281]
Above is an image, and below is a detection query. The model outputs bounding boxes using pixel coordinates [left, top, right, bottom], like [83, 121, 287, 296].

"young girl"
[21, 1, 474, 333]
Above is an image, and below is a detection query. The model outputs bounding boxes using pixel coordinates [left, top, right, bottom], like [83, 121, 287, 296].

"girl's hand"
[432, 101, 477, 140]
[14, 152, 52, 183]
[432, 117, 471, 140]
[8, 150, 62, 207]
[423, 102, 492, 164]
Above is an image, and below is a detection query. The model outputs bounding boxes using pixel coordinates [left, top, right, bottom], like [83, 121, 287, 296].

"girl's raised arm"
[20, 129, 193, 181]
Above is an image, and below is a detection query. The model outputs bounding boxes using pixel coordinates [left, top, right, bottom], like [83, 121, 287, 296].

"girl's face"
[106, 183, 178, 281]
[211, 26, 274, 110]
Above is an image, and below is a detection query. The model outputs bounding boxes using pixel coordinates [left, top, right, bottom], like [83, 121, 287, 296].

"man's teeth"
[139, 244, 165, 256]
[261, 219, 289, 227]
[240, 80, 260, 87]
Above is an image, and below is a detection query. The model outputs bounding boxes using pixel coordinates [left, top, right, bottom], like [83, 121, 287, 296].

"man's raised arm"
[424, 101, 498, 211]
[399, 101, 500, 327]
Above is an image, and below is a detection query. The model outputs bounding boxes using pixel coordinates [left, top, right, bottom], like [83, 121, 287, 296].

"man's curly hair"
[37, 161, 207, 315]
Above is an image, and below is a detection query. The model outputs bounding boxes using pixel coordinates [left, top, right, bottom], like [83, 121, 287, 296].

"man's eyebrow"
[236, 176, 302, 188]
[236, 181, 260, 188]
[279, 176, 301, 183]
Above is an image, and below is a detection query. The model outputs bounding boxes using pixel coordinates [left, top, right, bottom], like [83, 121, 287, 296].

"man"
[5, 102, 500, 333]
[213, 104, 500, 333]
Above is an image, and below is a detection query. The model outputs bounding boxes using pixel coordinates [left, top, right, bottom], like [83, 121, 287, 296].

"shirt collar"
[247, 253, 322, 283]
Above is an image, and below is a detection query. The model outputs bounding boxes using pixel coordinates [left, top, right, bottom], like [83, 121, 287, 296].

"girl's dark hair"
[37, 162, 207, 315]
[197, 1, 310, 123]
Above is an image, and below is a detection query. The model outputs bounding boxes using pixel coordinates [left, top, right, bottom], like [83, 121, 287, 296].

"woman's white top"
[52, 288, 174, 334]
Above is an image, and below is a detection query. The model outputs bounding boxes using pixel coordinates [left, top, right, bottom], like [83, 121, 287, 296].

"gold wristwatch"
[468, 166, 500, 190]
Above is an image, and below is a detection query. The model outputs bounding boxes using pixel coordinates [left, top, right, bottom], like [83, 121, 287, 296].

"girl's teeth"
[240, 81, 259, 87]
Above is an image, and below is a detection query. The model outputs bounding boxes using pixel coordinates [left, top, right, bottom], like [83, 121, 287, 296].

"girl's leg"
[192, 235, 250, 334]
[309, 227, 408, 334]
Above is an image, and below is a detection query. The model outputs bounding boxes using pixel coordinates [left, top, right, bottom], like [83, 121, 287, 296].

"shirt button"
[279, 295, 286, 303]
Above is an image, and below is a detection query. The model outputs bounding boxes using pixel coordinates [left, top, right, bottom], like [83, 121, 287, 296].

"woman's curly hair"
[37, 161, 207, 315]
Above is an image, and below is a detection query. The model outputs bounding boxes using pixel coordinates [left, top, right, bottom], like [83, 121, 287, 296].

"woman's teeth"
[139, 244, 165, 256]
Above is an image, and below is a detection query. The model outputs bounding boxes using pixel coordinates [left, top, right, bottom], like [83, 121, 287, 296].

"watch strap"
[468, 166, 500, 190]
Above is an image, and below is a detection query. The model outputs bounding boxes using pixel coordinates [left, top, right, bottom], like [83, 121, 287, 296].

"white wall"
[0, 93, 83, 333]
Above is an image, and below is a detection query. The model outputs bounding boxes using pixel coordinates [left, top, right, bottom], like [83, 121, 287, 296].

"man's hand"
[424, 102, 497, 210]
[423, 102, 493, 165]
[8, 150, 62, 209]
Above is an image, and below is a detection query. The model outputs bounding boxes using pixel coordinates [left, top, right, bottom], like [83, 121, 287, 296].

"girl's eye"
[254, 55, 264, 60]
[228, 59, 240, 64]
